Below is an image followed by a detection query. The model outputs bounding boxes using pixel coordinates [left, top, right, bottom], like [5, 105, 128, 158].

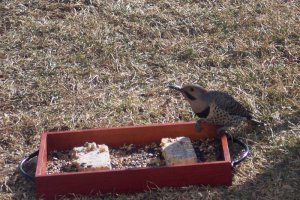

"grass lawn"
[0, 0, 299, 199]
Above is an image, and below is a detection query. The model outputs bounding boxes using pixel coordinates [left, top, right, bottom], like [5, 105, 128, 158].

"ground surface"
[0, 0, 299, 199]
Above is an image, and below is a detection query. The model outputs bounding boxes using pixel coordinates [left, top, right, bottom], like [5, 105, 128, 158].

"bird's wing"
[206, 91, 252, 119]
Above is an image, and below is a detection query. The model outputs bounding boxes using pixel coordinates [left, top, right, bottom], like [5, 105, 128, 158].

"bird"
[168, 84, 263, 135]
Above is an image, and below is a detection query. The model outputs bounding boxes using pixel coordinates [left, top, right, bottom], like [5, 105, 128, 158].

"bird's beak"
[168, 84, 183, 92]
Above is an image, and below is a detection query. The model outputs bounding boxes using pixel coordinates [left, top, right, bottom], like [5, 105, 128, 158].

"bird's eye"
[190, 88, 194, 92]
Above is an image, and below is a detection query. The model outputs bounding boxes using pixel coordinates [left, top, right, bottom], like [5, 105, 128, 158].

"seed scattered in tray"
[193, 138, 221, 162]
[110, 143, 164, 169]
[47, 138, 221, 174]
[47, 150, 77, 174]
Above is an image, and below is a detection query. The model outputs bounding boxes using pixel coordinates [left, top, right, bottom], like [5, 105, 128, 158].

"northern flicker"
[168, 84, 263, 135]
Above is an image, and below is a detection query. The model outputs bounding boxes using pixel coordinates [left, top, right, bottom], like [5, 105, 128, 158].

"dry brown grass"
[0, 0, 299, 199]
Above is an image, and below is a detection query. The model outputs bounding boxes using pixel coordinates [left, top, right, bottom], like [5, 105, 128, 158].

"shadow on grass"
[270, 110, 300, 134]
[247, 110, 300, 141]
[223, 110, 300, 199]
[226, 141, 300, 200]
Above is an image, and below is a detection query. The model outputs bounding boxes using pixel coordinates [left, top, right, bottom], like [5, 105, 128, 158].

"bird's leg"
[195, 118, 214, 132]
[195, 119, 204, 132]
[216, 127, 227, 136]
[216, 126, 233, 140]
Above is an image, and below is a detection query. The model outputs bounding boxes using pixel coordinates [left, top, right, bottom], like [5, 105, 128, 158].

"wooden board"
[35, 122, 232, 199]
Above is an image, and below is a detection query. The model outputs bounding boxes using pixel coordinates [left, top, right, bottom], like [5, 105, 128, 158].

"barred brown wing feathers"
[207, 91, 252, 118]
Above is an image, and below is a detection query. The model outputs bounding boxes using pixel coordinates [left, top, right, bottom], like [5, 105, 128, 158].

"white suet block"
[71, 142, 111, 172]
[161, 137, 197, 166]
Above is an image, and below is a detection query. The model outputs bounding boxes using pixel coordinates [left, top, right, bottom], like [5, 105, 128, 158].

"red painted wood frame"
[35, 122, 232, 199]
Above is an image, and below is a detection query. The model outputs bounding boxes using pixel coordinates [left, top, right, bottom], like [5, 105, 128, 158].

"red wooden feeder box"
[35, 122, 232, 199]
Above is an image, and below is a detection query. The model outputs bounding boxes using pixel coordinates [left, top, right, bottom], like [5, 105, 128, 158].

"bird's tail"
[248, 118, 265, 127]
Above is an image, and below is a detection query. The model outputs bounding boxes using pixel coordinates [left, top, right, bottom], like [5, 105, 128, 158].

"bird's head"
[168, 84, 207, 101]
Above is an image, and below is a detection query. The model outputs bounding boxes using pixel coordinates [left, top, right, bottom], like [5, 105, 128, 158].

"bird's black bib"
[196, 107, 210, 118]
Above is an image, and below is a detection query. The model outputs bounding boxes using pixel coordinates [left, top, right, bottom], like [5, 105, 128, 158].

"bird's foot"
[195, 120, 203, 132]
[216, 127, 232, 139]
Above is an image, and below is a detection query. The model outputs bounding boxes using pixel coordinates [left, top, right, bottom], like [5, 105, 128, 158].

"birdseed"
[46, 139, 222, 174]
